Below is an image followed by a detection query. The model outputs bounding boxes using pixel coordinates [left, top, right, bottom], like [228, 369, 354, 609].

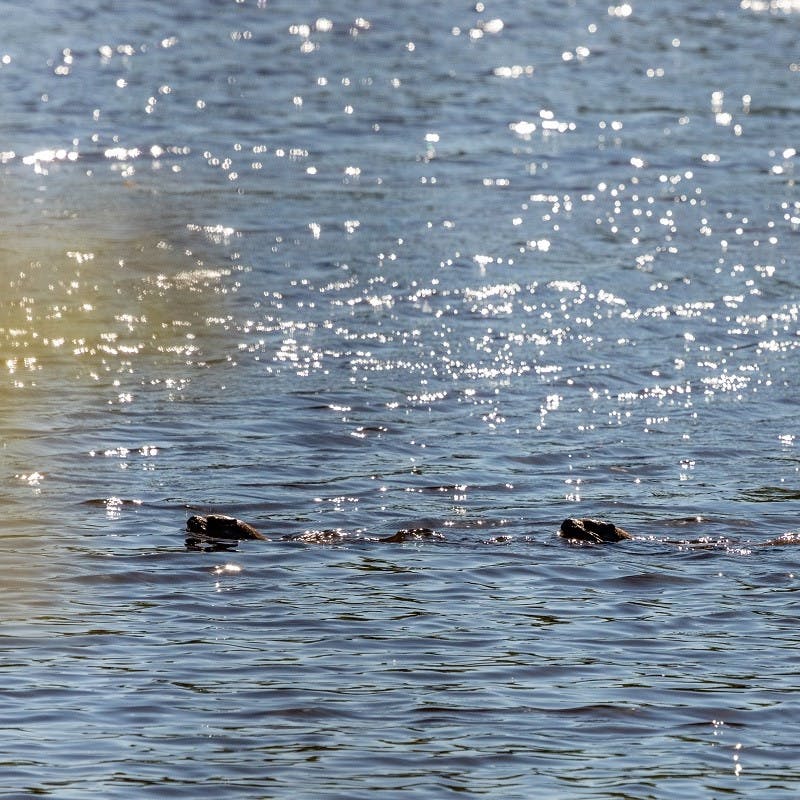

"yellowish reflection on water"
[1, 169, 244, 612]
[1, 173, 242, 395]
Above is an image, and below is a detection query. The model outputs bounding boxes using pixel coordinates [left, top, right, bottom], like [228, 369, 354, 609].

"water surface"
[2, 1, 800, 797]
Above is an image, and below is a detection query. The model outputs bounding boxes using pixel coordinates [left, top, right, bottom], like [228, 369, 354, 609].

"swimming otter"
[559, 517, 633, 544]
[558, 517, 800, 548]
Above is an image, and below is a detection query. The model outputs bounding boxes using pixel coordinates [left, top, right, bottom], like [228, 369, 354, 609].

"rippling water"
[3, 1, 800, 796]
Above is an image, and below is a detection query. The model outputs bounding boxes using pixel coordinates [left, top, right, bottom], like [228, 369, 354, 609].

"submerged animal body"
[378, 527, 443, 543]
[761, 531, 800, 546]
[559, 517, 633, 544]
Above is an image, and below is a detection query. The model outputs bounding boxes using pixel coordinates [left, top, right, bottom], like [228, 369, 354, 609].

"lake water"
[2, 1, 800, 797]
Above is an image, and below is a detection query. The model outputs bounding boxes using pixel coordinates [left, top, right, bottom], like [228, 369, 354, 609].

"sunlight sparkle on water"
[2, 3, 800, 794]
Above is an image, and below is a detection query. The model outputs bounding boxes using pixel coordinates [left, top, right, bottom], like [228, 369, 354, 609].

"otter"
[558, 517, 800, 548]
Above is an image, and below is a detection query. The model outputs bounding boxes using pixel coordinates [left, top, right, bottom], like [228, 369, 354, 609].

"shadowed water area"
[2, 1, 800, 797]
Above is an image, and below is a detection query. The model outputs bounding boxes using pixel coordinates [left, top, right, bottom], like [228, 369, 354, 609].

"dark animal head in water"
[559, 517, 632, 544]
[186, 514, 268, 541]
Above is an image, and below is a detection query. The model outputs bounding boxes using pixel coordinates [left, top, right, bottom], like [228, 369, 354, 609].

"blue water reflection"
[2, 1, 800, 796]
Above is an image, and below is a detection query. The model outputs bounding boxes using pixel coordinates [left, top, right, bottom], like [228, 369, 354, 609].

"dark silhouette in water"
[559, 517, 632, 544]
[186, 514, 268, 549]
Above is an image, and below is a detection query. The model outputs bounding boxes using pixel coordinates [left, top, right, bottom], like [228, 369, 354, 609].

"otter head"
[559, 517, 632, 544]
